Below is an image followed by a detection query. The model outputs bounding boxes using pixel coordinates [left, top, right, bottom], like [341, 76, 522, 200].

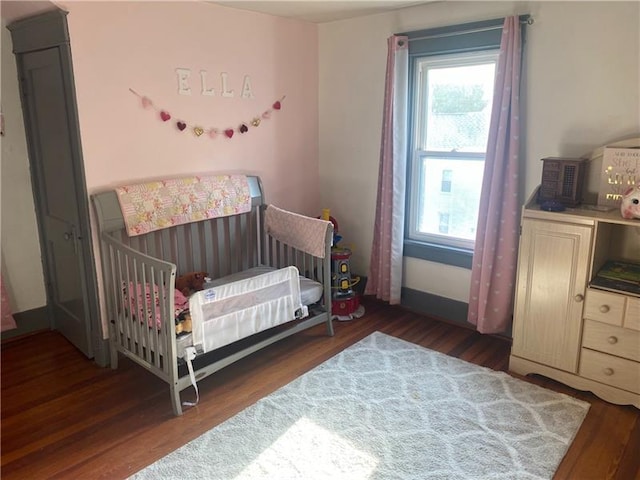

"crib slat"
[245, 211, 258, 268]
[144, 233, 156, 260]
[137, 260, 149, 361]
[107, 246, 123, 349]
[227, 217, 236, 273]
[122, 253, 133, 352]
[169, 230, 179, 274]
[271, 238, 278, 268]
[150, 265, 158, 364]
[114, 250, 129, 347]
[202, 221, 212, 277]
[210, 218, 219, 278]
[186, 224, 196, 272]
[256, 208, 264, 267]
[232, 216, 240, 273]
[123, 252, 135, 352]
[153, 267, 164, 370]
[275, 239, 282, 268]
[159, 269, 171, 373]
[237, 215, 247, 272]
[266, 235, 273, 267]
[131, 258, 143, 359]
[223, 217, 232, 276]
[248, 209, 257, 268]
[134, 236, 145, 255]
[193, 222, 206, 275]
[282, 242, 289, 269]
[131, 235, 142, 254]
[174, 226, 188, 273]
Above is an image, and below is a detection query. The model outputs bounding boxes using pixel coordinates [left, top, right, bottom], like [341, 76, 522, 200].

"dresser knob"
[599, 305, 610, 313]
[607, 336, 618, 344]
[574, 294, 584, 302]
[603, 367, 614, 376]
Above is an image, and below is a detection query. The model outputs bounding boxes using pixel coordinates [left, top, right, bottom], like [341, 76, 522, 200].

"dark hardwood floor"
[2, 298, 639, 479]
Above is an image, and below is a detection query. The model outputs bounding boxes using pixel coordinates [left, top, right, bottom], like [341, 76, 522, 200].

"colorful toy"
[175, 311, 193, 335]
[320, 208, 342, 246]
[620, 185, 640, 220]
[321, 208, 365, 321]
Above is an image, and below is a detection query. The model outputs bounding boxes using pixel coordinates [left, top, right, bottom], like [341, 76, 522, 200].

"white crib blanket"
[188, 266, 307, 354]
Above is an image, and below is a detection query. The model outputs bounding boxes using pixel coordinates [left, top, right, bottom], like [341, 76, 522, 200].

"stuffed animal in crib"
[175, 312, 193, 335]
[620, 185, 640, 220]
[175, 271, 208, 297]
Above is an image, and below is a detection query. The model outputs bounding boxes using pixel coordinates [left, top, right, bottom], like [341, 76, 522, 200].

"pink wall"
[58, 1, 319, 337]
[63, 1, 319, 214]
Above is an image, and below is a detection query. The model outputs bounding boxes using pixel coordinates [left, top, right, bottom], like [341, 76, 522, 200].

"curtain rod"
[407, 17, 533, 43]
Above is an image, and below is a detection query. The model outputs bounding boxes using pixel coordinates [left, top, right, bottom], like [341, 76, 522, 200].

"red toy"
[322, 208, 365, 321]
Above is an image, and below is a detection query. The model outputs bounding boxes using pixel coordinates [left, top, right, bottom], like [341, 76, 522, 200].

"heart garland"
[129, 88, 285, 140]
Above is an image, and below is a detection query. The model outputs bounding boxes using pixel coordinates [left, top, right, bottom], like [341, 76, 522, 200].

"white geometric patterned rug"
[130, 332, 590, 480]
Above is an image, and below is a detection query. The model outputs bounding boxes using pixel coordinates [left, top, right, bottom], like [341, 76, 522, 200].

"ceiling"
[1, 1, 57, 23]
[1, 1, 434, 25]
[211, 1, 433, 23]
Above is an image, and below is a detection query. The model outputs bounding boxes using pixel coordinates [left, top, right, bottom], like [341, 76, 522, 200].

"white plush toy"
[620, 185, 640, 220]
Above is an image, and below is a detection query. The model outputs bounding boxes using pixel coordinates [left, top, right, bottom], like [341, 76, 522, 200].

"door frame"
[8, 9, 108, 366]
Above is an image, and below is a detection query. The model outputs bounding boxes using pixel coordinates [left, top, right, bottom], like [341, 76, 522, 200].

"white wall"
[0, 19, 47, 313]
[319, 1, 640, 303]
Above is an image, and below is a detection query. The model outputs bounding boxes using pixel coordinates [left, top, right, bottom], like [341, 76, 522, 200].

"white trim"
[408, 49, 499, 251]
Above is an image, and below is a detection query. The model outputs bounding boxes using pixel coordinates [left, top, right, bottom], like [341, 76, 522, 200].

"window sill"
[403, 239, 473, 269]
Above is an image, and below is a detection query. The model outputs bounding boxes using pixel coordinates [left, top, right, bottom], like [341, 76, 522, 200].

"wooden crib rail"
[262, 212, 333, 331]
[101, 234, 178, 385]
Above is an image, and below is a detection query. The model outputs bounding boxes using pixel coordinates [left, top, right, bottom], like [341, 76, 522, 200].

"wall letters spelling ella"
[175, 69, 254, 99]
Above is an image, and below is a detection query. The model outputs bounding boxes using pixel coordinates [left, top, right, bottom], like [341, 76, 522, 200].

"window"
[440, 169, 452, 193]
[400, 17, 525, 267]
[438, 212, 450, 234]
[408, 51, 498, 250]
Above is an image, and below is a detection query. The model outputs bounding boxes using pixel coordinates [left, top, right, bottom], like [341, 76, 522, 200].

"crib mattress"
[176, 266, 322, 358]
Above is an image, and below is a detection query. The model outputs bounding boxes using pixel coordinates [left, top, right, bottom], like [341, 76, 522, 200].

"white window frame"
[407, 50, 499, 251]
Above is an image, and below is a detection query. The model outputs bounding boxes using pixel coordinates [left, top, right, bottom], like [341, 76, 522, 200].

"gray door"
[19, 47, 93, 357]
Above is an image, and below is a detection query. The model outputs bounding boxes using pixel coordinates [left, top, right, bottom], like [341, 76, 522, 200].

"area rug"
[130, 332, 590, 480]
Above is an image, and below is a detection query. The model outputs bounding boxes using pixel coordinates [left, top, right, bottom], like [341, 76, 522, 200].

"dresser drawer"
[582, 320, 640, 362]
[579, 348, 640, 394]
[584, 289, 625, 326]
[624, 296, 640, 331]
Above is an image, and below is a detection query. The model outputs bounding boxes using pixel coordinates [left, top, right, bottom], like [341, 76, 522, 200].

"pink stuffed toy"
[620, 185, 640, 220]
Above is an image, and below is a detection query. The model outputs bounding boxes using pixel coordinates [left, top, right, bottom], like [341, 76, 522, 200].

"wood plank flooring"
[2, 298, 639, 479]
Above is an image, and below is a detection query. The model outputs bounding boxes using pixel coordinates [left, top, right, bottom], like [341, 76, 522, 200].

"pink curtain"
[1, 275, 17, 332]
[365, 35, 408, 304]
[468, 17, 523, 334]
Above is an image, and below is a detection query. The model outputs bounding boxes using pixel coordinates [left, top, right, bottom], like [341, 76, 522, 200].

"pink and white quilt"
[116, 174, 251, 237]
[1, 275, 17, 332]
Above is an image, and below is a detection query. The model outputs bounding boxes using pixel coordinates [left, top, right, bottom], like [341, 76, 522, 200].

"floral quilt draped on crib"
[116, 174, 251, 236]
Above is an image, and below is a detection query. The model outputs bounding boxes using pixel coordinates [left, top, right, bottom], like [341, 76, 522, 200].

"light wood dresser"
[509, 198, 640, 408]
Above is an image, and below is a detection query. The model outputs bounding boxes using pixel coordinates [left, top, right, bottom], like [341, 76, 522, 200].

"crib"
[92, 175, 334, 415]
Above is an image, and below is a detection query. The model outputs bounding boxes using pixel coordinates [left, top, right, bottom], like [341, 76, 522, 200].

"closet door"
[9, 10, 101, 360]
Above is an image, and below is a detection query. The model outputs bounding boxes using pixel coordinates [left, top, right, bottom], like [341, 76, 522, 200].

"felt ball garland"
[129, 88, 285, 139]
